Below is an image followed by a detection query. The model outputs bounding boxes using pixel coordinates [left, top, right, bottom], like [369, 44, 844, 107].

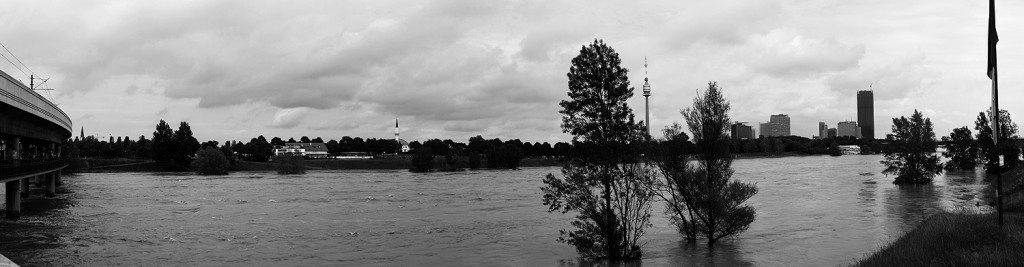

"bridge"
[0, 69, 72, 220]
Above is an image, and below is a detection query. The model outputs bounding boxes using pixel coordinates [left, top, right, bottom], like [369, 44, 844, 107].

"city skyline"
[1, 1, 1022, 143]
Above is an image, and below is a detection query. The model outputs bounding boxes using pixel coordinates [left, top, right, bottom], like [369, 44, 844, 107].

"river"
[0, 155, 991, 266]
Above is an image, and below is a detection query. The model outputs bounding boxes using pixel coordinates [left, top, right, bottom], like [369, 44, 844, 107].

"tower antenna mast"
[642, 57, 652, 139]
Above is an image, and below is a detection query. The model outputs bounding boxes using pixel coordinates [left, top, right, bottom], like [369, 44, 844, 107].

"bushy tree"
[975, 110, 1019, 173]
[502, 145, 524, 169]
[411, 148, 434, 172]
[541, 39, 654, 260]
[441, 148, 465, 171]
[651, 123, 698, 241]
[654, 82, 757, 246]
[274, 154, 305, 174]
[882, 110, 943, 184]
[151, 120, 176, 164]
[943, 126, 977, 170]
[219, 145, 236, 168]
[174, 122, 200, 167]
[468, 153, 481, 169]
[192, 147, 229, 175]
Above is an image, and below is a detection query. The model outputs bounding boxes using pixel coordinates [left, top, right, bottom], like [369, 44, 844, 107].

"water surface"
[0, 155, 990, 266]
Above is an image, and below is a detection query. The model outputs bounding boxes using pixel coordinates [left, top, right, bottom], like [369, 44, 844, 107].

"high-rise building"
[759, 122, 770, 138]
[818, 122, 828, 140]
[731, 122, 754, 139]
[827, 128, 838, 138]
[769, 114, 791, 136]
[858, 90, 874, 140]
[837, 121, 858, 137]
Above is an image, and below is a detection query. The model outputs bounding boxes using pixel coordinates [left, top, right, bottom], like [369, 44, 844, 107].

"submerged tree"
[975, 110, 1019, 173]
[541, 39, 654, 260]
[882, 110, 943, 184]
[943, 126, 977, 171]
[669, 82, 757, 246]
[650, 123, 699, 242]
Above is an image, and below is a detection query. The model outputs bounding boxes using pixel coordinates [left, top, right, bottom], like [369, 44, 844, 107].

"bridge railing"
[0, 69, 72, 133]
[0, 158, 69, 182]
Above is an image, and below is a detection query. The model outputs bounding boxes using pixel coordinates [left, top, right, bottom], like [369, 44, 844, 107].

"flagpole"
[988, 0, 1002, 226]
[994, 68, 1002, 226]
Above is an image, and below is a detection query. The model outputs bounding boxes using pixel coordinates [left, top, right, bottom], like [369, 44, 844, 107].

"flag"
[988, 0, 998, 79]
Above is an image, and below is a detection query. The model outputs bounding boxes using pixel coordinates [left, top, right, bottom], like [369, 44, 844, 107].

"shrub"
[192, 147, 230, 175]
[411, 148, 434, 172]
[274, 154, 306, 174]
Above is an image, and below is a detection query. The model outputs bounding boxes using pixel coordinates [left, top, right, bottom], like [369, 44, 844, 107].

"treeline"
[941, 109, 1020, 173]
[409, 136, 535, 172]
[720, 136, 882, 155]
[407, 136, 573, 158]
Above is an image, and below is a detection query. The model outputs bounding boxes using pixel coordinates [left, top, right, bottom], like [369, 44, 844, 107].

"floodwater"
[0, 155, 991, 266]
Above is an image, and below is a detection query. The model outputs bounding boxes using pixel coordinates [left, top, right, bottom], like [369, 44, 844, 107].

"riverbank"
[732, 151, 824, 159]
[79, 157, 564, 173]
[0, 253, 16, 267]
[855, 212, 1024, 266]
[856, 166, 1024, 266]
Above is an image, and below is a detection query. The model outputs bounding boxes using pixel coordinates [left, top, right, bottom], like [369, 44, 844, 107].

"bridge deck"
[0, 158, 68, 183]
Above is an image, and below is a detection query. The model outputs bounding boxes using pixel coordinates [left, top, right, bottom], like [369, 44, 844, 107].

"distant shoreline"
[77, 157, 565, 173]
[76, 152, 861, 173]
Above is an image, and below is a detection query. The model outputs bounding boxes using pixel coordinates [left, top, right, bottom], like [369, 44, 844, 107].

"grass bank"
[857, 165, 1024, 266]
[855, 212, 1024, 267]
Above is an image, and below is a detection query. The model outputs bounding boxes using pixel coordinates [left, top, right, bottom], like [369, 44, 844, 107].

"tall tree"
[658, 82, 757, 245]
[882, 110, 943, 184]
[151, 120, 176, 164]
[174, 122, 201, 167]
[943, 126, 977, 170]
[542, 39, 653, 260]
[975, 110, 1019, 173]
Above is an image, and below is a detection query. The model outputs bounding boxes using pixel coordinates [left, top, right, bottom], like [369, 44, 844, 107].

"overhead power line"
[0, 40, 36, 76]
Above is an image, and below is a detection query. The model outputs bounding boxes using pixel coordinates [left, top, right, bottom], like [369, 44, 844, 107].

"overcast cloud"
[2, 0, 1022, 143]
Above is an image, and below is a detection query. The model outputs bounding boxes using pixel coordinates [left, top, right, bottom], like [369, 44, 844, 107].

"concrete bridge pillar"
[5, 180, 21, 220]
[35, 174, 42, 187]
[20, 178, 29, 198]
[45, 172, 55, 198]
[55, 170, 62, 187]
[12, 137, 19, 160]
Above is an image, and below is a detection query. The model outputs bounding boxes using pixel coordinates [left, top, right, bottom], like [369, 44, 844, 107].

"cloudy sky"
[1, 0, 1022, 144]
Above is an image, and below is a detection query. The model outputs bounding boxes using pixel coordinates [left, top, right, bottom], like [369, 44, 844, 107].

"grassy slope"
[857, 166, 1024, 266]
[855, 212, 1024, 267]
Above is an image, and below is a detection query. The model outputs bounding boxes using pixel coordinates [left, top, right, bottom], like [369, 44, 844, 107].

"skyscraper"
[769, 114, 791, 136]
[818, 122, 828, 139]
[857, 90, 874, 140]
